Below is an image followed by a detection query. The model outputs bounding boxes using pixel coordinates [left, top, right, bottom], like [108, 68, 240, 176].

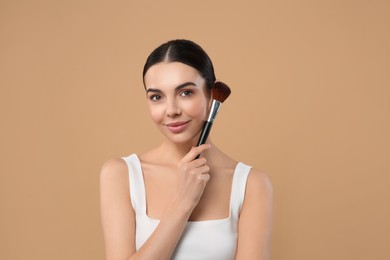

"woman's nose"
[166, 100, 181, 117]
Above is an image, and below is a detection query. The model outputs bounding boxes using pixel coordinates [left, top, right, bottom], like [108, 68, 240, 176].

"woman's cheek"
[149, 106, 164, 123]
[185, 99, 208, 118]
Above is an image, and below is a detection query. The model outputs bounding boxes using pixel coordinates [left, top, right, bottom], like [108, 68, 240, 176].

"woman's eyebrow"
[176, 82, 197, 90]
[146, 88, 162, 93]
[146, 82, 197, 93]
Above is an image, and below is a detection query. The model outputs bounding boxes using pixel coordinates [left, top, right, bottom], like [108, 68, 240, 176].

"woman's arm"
[100, 145, 211, 260]
[235, 169, 274, 260]
[100, 158, 136, 259]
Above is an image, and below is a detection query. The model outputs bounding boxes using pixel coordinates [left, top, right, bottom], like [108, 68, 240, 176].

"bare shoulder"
[235, 167, 273, 259]
[100, 158, 129, 187]
[100, 158, 136, 258]
[246, 168, 273, 202]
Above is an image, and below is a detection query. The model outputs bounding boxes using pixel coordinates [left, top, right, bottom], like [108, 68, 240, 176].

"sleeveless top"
[122, 154, 251, 260]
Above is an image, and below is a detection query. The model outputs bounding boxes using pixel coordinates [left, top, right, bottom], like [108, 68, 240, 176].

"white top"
[122, 154, 251, 260]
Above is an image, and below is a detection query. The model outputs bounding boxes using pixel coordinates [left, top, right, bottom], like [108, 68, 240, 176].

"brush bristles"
[212, 81, 231, 103]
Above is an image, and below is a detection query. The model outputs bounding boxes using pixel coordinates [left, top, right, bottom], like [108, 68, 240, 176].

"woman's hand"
[175, 144, 211, 212]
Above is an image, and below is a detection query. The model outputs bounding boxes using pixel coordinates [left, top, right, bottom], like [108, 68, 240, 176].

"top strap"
[121, 154, 146, 213]
[230, 162, 252, 221]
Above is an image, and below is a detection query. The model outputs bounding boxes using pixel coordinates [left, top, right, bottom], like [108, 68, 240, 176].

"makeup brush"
[195, 81, 231, 158]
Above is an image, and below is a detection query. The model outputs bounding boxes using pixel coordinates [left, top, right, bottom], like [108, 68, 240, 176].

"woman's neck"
[156, 139, 214, 166]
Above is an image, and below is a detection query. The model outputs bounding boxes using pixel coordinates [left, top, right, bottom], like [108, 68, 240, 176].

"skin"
[100, 62, 273, 259]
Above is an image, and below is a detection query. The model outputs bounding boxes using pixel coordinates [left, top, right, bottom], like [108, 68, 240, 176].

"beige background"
[1, 0, 389, 259]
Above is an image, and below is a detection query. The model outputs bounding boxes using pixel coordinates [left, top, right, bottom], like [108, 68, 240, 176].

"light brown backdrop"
[1, 0, 389, 259]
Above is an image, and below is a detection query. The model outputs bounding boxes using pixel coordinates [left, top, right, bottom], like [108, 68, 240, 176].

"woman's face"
[144, 62, 211, 144]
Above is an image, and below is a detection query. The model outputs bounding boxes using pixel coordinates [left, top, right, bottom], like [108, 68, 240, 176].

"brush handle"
[195, 121, 213, 159]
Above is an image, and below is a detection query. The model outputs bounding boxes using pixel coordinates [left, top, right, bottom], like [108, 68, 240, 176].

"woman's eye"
[150, 95, 161, 101]
[180, 90, 193, 97]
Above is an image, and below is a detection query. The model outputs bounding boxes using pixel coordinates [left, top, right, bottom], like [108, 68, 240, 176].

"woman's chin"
[163, 132, 199, 146]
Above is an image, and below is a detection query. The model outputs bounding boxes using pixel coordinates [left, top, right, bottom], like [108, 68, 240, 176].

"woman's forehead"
[144, 62, 205, 90]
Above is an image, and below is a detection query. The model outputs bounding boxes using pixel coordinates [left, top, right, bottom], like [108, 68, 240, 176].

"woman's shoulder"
[246, 167, 273, 201]
[227, 152, 272, 195]
[100, 157, 130, 185]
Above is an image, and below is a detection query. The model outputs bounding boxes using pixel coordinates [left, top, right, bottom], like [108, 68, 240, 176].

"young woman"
[100, 39, 273, 260]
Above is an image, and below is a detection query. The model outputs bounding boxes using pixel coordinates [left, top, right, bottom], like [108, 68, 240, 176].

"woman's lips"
[165, 121, 191, 133]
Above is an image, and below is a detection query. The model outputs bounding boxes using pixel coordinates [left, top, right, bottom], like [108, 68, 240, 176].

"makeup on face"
[146, 82, 199, 103]
[165, 120, 191, 134]
[143, 62, 211, 143]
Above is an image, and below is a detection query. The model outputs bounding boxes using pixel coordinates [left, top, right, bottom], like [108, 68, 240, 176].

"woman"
[100, 39, 273, 260]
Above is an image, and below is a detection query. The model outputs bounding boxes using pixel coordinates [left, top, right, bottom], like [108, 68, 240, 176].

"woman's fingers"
[196, 165, 210, 182]
[175, 145, 212, 208]
[191, 157, 207, 168]
[199, 173, 210, 182]
[181, 144, 211, 163]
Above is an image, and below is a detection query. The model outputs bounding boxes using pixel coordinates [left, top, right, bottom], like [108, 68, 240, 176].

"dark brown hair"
[143, 39, 216, 89]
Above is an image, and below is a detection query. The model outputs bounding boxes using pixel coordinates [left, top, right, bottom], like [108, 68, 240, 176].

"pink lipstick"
[165, 121, 190, 133]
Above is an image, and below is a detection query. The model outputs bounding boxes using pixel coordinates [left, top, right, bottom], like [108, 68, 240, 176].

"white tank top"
[122, 154, 251, 260]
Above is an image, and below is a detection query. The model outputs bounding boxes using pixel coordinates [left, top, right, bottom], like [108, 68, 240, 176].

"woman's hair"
[143, 39, 216, 90]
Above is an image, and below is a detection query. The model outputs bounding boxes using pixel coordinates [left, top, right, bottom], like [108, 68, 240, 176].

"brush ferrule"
[207, 100, 222, 122]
